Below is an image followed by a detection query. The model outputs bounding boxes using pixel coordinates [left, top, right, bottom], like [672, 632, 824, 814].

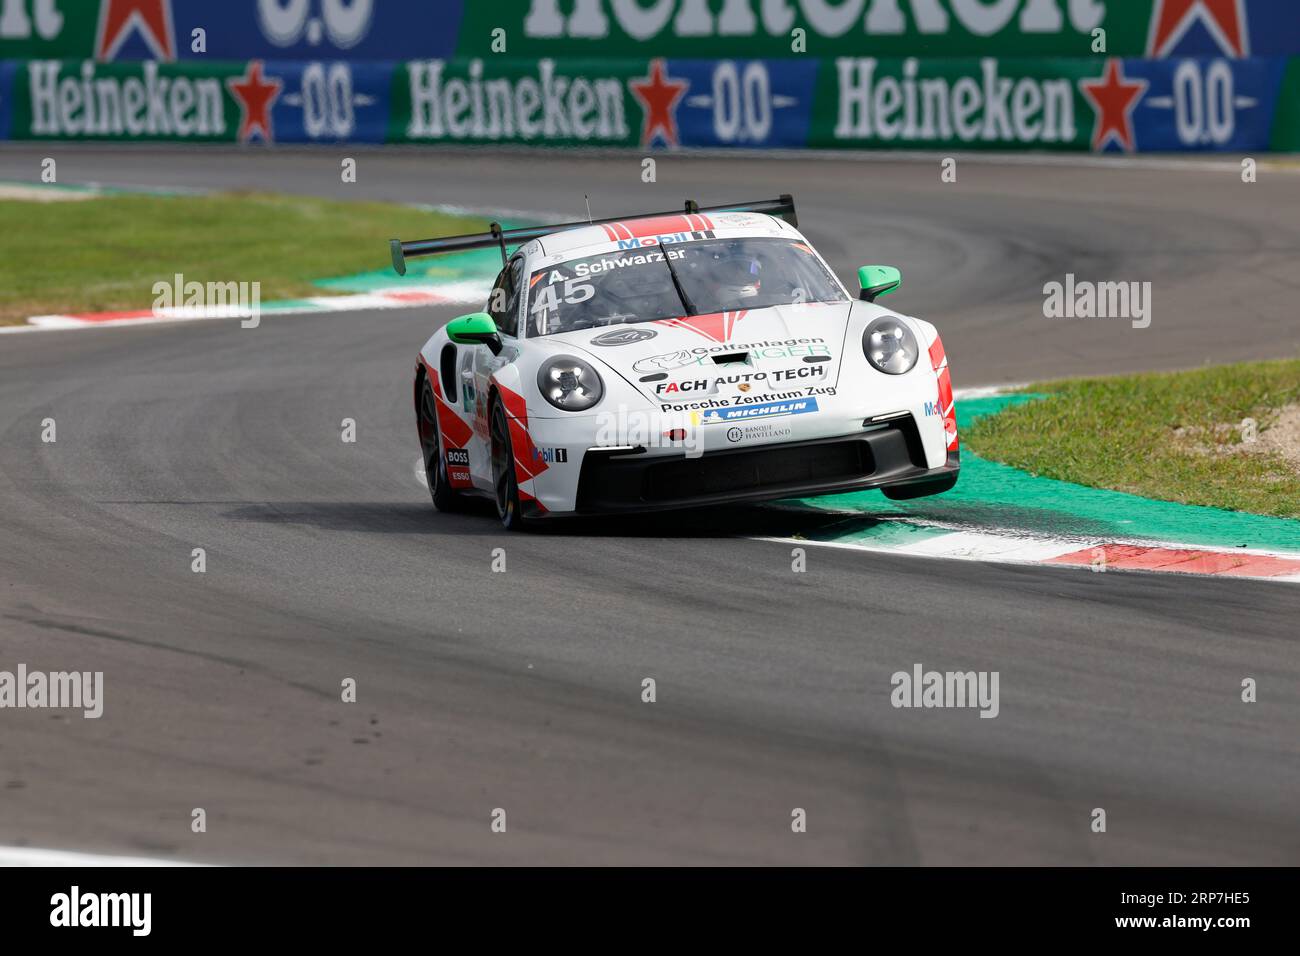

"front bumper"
[567, 414, 957, 515]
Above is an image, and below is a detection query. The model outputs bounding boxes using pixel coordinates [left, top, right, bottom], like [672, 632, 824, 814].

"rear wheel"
[417, 377, 468, 512]
[489, 395, 532, 531]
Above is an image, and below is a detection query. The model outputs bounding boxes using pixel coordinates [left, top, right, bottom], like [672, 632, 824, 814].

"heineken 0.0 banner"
[3, 1, 1300, 61]
[457, 0, 1300, 60]
[7, 58, 398, 143]
[0, 0, 462, 60]
[0, 0, 1298, 152]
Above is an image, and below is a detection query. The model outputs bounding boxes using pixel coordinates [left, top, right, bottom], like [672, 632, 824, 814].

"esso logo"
[257, 0, 373, 49]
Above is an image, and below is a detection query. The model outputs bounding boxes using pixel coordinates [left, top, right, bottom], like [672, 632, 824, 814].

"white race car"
[392, 197, 958, 529]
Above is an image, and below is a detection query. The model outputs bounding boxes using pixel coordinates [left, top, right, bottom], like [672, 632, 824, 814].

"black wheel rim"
[418, 383, 442, 496]
[490, 403, 514, 519]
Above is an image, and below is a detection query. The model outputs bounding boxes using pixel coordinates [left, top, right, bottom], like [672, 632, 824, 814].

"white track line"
[1, 282, 490, 334]
[758, 529, 1300, 583]
[0, 846, 201, 867]
[952, 384, 1029, 399]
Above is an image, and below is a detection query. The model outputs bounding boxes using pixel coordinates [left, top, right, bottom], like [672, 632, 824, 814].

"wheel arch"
[413, 361, 427, 414]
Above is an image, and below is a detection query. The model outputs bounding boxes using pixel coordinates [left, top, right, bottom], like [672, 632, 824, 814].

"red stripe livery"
[495, 382, 548, 485]
[602, 214, 715, 242]
[929, 335, 958, 452]
[421, 358, 474, 488]
[655, 310, 747, 344]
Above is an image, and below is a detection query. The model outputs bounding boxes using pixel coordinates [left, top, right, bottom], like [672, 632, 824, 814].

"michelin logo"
[698, 398, 819, 424]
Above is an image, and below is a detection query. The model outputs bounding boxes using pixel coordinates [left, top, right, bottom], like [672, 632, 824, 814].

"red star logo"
[96, 0, 176, 61]
[1078, 59, 1148, 153]
[226, 61, 282, 144]
[629, 59, 688, 148]
[1148, 0, 1248, 58]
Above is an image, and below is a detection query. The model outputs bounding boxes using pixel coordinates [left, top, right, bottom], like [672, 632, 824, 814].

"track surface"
[1, 148, 1297, 864]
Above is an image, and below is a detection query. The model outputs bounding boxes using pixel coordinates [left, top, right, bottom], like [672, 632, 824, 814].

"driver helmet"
[710, 250, 762, 300]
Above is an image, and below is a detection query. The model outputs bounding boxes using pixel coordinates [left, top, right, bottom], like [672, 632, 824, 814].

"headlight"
[537, 356, 604, 411]
[862, 316, 919, 375]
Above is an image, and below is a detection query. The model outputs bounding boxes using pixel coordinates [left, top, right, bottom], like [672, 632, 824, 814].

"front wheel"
[489, 395, 533, 531]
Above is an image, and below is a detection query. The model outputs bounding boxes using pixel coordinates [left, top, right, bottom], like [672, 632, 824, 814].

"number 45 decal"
[530, 278, 594, 324]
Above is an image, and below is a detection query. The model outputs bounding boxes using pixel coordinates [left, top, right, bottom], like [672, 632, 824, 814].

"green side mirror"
[857, 265, 902, 303]
[446, 312, 502, 355]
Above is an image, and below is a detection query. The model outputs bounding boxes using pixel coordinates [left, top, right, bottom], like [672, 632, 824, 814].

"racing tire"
[489, 395, 535, 531]
[882, 472, 959, 501]
[418, 377, 469, 513]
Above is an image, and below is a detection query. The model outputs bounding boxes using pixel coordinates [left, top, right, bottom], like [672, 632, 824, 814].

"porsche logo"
[738, 383, 752, 393]
[591, 327, 657, 346]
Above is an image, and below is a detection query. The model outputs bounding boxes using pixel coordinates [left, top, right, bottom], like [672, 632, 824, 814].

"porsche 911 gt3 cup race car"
[392, 196, 958, 529]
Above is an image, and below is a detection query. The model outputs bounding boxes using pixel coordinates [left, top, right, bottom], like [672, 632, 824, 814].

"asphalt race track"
[0, 147, 1297, 864]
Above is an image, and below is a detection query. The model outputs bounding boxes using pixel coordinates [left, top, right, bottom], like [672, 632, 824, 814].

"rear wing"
[389, 195, 797, 275]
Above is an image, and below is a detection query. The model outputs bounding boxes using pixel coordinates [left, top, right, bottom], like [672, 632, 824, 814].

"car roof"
[531, 210, 796, 260]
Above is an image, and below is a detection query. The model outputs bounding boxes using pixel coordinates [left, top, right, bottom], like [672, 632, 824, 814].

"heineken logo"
[524, 0, 1105, 41]
[27, 59, 226, 137]
[405, 59, 629, 142]
[24, 57, 289, 142]
[833, 58, 1077, 145]
[1147, 0, 1248, 58]
[629, 58, 687, 147]
[226, 60, 282, 143]
[1078, 58, 1147, 152]
[96, 0, 176, 61]
[520, 0, 1252, 61]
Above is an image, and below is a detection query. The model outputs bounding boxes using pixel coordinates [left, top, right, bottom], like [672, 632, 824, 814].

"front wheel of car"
[489, 395, 533, 531]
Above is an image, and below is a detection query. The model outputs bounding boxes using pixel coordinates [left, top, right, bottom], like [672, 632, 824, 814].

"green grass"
[0, 192, 486, 324]
[965, 360, 1300, 518]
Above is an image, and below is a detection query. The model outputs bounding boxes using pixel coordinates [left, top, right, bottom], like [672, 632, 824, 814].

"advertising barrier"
[457, 0, 1300, 60]
[4, 1, 1299, 62]
[0, 0, 462, 60]
[0, 0, 1297, 153]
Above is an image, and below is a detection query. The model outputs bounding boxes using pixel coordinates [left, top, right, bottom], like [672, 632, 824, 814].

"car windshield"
[525, 237, 847, 337]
